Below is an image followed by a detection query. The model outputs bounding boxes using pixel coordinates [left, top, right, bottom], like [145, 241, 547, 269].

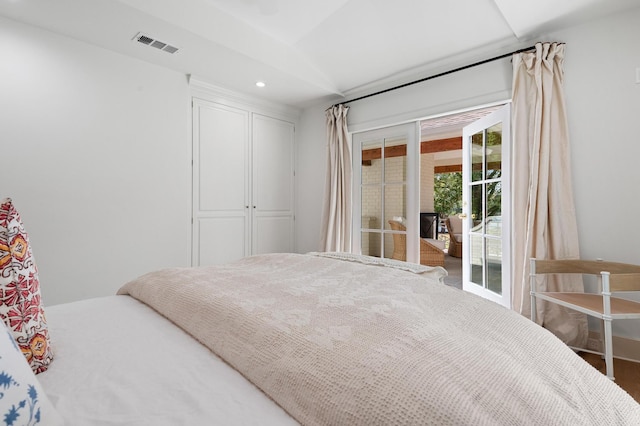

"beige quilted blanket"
[117, 253, 640, 425]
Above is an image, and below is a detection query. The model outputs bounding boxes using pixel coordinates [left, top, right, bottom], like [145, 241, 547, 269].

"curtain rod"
[333, 45, 537, 108]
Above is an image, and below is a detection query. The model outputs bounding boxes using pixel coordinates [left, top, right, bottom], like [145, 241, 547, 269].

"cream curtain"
[511, 43, 587, 347]
[320, 104, 352, 252]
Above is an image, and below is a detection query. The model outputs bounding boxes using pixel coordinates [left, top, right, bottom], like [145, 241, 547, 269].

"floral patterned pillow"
[0, 320, 63, 425]
[0, 198, 53, 374]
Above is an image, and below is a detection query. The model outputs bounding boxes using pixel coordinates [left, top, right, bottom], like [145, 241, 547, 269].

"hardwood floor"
[580, 353, 640, 403]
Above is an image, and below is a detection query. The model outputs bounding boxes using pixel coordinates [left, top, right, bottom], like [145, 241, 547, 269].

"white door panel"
[254, 216, 293, 255]
[253, 114, 294, 212]
[197, 103, 249, 211]
[252, 114, 295, 255]
[192, 99, 250, 265]
[197, 217, 247, 265]
[462, 104, 511, 308]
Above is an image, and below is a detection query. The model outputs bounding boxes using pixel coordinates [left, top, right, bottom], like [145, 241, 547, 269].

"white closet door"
[193, 99, 250, 265]
[252, 114, 295, 255]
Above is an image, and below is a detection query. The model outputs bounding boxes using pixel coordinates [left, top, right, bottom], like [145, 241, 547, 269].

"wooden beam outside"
[435, 164, 462, 173]
[421, 137, 462, 154]
[361, 144, 407, 162]
[361, 136, 462, 164]
[359, 135, 501, 172]
[434, 161, 502, 174]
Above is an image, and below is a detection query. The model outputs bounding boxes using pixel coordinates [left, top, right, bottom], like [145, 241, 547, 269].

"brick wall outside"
[361, 153, 435, 257]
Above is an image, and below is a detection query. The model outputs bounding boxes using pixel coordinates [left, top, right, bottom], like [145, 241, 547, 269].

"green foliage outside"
[434, 170, 502, 220]
[434, 128, 503, 220]
[434, 172, 462, 217]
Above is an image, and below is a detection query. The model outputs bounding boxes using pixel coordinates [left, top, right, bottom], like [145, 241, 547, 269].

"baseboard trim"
[587, 331, 640, 363]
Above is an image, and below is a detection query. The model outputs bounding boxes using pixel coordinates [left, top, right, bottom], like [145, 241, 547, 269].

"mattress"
[37, 295, 298, 425]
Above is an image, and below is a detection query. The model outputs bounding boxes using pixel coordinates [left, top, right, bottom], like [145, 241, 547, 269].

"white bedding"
[36, 253, 640, 425]
[37, 295, 298, 425]
[117, 253, 640, 425]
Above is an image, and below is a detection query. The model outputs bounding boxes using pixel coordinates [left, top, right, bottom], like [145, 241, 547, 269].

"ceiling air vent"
[133, 32, 179, 54]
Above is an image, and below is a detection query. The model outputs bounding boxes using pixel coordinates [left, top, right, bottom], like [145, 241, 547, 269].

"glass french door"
[461, 104, 511, 308]
[352, 123, 419, 262]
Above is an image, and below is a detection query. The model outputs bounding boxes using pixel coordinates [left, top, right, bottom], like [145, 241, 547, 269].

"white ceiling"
[2, 0, 639, 108]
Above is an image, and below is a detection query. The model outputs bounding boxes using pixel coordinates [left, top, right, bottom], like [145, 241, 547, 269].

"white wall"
[296, 7, 640, 335]
[0, 17, 192, 305]
[420, 154, 435, 212]
[346, 59, 515, 133]
[549, 9, 640, 339]
[295, 103, 328, 254]
[552, 10, 640, 264]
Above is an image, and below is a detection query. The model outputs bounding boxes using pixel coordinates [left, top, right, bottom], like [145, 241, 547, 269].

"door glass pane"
[384, 233, 396, 260]
[361, 141, 382, 185]
[384, 184, 406, 230]
[470, 184, 484, 226]
[471, 131, 483, 183]
[486, 124, 502, 178]
[487, 236, 502, 294]
[486, 181, 502, 236]
[384, 139, 407, 183]
[361, 231, 380, 257]
[470, 234, 483, 285]
[362, 186, 382, 231]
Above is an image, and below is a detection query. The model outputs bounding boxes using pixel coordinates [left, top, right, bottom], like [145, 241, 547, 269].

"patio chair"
[445, 216, 463, 258]
[388, 220, 445, 267]
[530, 258, 640, 380]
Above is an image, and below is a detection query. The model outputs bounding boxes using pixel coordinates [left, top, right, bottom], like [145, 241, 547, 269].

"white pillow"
[0, 321, 63, 425]
[392, 216, 406, 225]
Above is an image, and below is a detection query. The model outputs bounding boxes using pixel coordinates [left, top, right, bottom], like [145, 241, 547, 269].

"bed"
[17, 253, 640, 424]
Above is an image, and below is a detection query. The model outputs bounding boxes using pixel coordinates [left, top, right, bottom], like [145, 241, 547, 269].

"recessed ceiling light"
[256, 81, 266, 88]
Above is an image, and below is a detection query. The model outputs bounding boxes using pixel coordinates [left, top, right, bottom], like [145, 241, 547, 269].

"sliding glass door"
[352, 123, 419, 262]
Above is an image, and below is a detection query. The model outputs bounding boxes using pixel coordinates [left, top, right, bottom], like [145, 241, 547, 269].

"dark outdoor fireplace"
[420, 212, 439, 239]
